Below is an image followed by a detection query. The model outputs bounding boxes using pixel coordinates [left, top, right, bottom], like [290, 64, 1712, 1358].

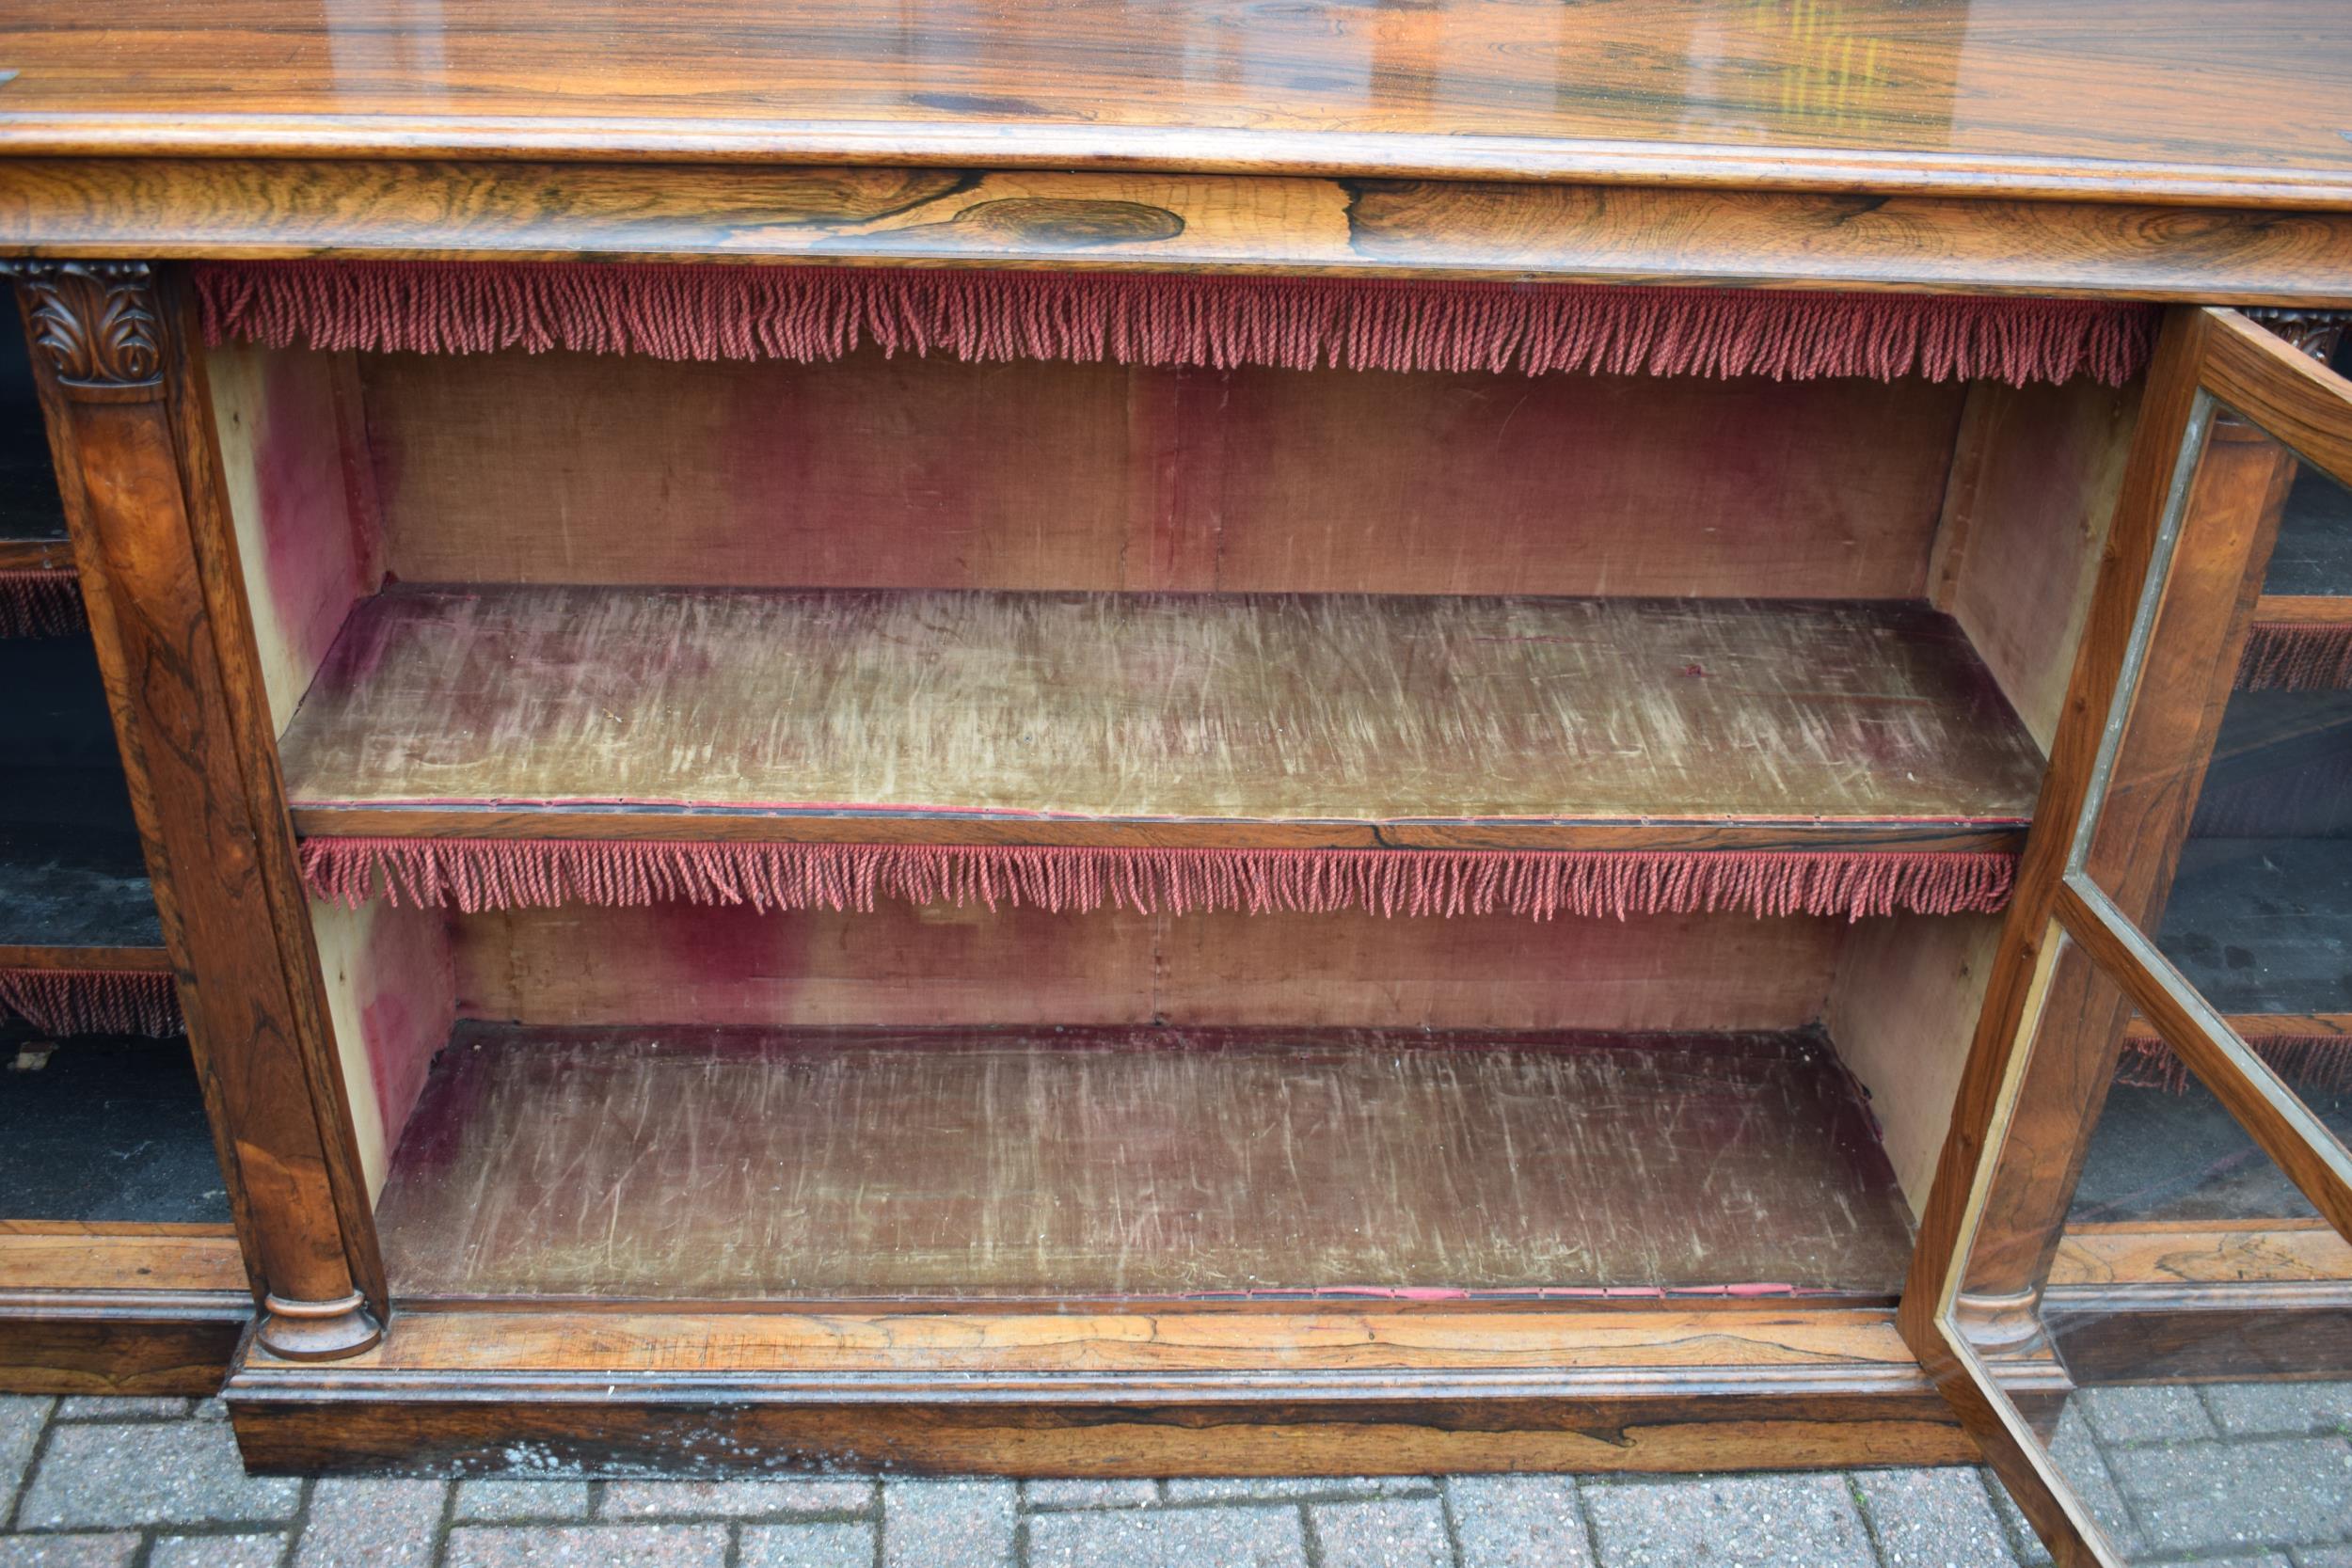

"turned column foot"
[258, 1292, 382, 1361]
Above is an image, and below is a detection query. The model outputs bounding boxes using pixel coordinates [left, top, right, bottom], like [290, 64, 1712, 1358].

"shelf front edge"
[224, 1303, 1976, 1476]
[2, 161, 2351, 304]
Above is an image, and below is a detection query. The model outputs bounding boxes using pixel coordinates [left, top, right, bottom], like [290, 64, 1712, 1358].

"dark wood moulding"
[227, 1300, 1976, 1478]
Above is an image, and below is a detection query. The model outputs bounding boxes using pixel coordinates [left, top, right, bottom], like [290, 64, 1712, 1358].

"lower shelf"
[225, 1301, 1973, 1477]
[375, 1024, 1915, 1304]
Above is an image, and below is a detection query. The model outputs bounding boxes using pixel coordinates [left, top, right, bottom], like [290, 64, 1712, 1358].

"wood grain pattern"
[279, 589, 2044, 845]
[224, 1301, 1975, 1476]
[359, 348, 1968, 601]
[2049, 1219, 2352, 1288]
[373, 1024, 1913, 1303]
[453, 902, 1847, 1036]
[0, 1, 2346, 209]
[0, 162, 2346, 303]
[264, 1303, 1943, 1377]
[0, 1227, 246, 1397]
[0, 538, 69, 570]
[0, 1222, 246, 1292]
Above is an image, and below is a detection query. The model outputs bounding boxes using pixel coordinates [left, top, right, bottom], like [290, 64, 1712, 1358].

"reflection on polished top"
[0, 0, 2347, 199]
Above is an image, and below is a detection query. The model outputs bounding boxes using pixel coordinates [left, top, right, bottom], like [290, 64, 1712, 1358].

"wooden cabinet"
[0, 1, 2346, 1551]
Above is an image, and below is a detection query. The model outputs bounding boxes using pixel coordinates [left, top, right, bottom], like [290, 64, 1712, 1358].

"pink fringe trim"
[2238, 622, 2352, 691]
[194, 261, 2157, 387]
[298, 837, 2016, 922]
[0, 569, 82, 640]
[0, 968, 181, 1038]
[2119, 1033, 2352, 1096]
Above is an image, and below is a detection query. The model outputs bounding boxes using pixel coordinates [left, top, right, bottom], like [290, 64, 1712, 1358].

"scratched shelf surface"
[279, 587, 2042, 845]
[373, 1024, 1915, 1302]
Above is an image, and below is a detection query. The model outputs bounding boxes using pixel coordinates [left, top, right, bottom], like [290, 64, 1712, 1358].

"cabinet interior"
[207, 337, 2150, 1307]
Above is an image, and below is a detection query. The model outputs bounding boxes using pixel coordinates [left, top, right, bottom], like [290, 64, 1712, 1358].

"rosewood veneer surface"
[280, 588, 2042, 839]
[374, 1024, 1915, 1302]
[0, 0, 2346, 205]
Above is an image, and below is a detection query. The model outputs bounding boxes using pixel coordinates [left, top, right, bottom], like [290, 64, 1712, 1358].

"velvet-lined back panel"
[354, 348, 1968, 599]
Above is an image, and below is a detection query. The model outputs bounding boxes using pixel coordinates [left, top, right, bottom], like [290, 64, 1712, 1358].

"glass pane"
[2081, 405, 2352, 1149]
[1951, 940, 2352, 1565]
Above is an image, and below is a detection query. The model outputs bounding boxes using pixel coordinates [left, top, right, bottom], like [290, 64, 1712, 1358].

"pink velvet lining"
[0, 569, 83, 640]
[195, 261, 2158, 386]
[0, 969, 181, 1038]
[2238, 622, 2352, 691]
[300, 837, 2016, 922]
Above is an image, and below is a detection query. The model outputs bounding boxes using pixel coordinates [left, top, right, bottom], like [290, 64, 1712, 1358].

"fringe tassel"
[0, 969, 181, 1038]
[2238, 622, 2352, 691]
[195, 261, 2158, 388]
[0, 569, 83, 640]
[299, 837, 2016, 922]
[2118, 1033, 2352, 1097]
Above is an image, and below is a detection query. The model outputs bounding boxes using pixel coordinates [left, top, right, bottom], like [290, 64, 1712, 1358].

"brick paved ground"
[0, 1386, 2344, 1566]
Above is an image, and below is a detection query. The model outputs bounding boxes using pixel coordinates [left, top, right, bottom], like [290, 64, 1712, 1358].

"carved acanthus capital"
[1, 261, 165, 401]
[2244, 307, 2352, 362]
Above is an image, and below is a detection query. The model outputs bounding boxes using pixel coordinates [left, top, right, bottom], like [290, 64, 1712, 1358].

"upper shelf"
[0, 0, 2347, 205]
[280, 586, 2041, 854]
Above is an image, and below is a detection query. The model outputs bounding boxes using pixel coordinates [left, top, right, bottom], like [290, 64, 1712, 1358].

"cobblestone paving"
[0, 1386, 2344, 1566]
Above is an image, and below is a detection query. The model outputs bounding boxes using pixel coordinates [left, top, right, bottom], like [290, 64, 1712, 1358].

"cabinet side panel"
[1938, 376, 2141, 751]
[450, 903, 1843, 1033]
[1825, 911, 2003, 1216]
[310, 899, 456, 1200]
[206, 343, 381, 734]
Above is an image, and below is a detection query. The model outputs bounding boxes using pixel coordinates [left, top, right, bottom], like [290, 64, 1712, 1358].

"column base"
[257, 1292, 382, 1362]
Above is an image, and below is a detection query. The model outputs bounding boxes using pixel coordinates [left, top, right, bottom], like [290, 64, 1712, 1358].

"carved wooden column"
[8, 261, 386, 1360]
[1947, 306, 2349, 1348]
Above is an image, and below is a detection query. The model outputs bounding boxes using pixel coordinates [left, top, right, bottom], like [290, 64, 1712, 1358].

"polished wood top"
[0, 1, 2349, 203]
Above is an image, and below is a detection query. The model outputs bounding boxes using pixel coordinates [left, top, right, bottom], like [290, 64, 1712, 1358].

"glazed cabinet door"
[1912, 307, 2352, 1566]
